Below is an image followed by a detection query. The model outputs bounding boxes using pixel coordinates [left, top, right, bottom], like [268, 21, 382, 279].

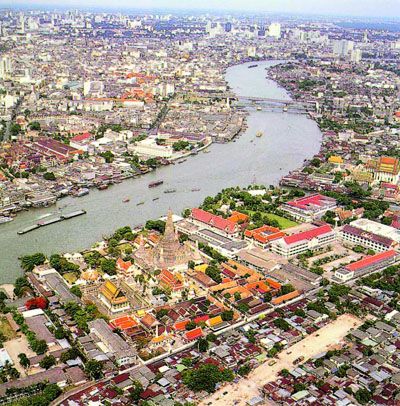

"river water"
[0, 61, 322, 283]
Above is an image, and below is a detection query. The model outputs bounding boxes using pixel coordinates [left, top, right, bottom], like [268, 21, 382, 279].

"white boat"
[0, 216, 13, 224]
[37, 213, 53, 220]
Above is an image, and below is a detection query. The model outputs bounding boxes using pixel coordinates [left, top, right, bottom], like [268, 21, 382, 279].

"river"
[0, 60, 322, 283]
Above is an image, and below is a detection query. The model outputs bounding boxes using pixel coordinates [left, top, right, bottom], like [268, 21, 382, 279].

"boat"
[137, 201, 145, 206]
[0, 216, 13, 224]
[191, 188, 201, 192]
[250, 140, 254, 143]
[203, 149, 210, 153]
[256, 131, 263, 138]
[283, 107, 288, 112]
[177, 159, 187, 164]
[97, 184, 108, 190]
[37, 213, 53, 220]
[123, 198, 130, 203]
[152, 197, 160, 201]
[256, 107, 262, 111]
[74, 188, 90, 197]
[164, 188, 177, 194]
[148, 180, 163, 188]
[248, 64, 258, 69]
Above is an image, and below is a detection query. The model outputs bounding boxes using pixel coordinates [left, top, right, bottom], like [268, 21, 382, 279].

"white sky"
[4, 0, 400, 18]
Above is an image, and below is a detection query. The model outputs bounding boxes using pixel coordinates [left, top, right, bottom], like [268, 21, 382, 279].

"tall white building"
[268, 22, 281, 39]
[0, 56, 12, 79]
[333, 40, 354, 57]
[350, 49, 362, 63]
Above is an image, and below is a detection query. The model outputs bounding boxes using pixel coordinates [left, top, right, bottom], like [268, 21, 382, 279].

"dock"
[18, 210, 86, 235]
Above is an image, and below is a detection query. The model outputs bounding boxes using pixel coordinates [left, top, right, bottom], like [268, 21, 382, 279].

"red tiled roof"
[283, 224, 333, 245]
[71, 132, 92, 142]
[185, 327, 203, 341]
[345, 250, 397, 272]
[191, 208, 237, 234]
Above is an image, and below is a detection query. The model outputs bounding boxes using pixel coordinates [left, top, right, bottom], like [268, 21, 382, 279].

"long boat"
[148, 180, 163, 188]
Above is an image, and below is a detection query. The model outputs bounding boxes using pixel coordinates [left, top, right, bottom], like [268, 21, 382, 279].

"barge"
[18, 210, 86, 235]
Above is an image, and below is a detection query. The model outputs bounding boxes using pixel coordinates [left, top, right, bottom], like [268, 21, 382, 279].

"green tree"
[85, 360, 103, 380]
[182, 364, 233, 393]
[43, 172, 56, 181]
[39, 355, 56, 370]
[20, 253, 46, 272]
[129, 380, 143, 402]
[196, 338, 209, 353]
[18, 353, 30, 368]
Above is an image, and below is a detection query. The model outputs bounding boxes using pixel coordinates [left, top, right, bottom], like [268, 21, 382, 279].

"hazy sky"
[4, 0, 400, 18]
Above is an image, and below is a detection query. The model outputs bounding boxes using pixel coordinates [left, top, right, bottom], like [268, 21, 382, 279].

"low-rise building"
[335, 250, 399, 282]
[281, 194, 337, 222]
[88, 319, 137, 366]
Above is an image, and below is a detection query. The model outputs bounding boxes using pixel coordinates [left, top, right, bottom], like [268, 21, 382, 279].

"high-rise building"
[224, 22, 232, 33]
[333, 40, 354, 57]
[0, 55, 12, 79]
[350, 49, 362, 63]
[268, 22, 281, 39]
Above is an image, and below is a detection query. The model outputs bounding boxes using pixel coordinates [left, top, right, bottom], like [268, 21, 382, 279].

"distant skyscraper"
[333, 40, 354, 57]
[224, 22, 232, 33]
[268, 22, 281, 39]
[0, 55, 12, 79]
[350, 49, 362, 63]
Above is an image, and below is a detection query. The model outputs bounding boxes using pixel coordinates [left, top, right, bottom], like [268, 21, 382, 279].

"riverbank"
[0, 61, 323, 283]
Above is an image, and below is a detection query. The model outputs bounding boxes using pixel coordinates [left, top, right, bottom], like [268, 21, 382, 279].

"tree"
[100, 151, 114, 163]
[29, 121, 41, 131]
[274, 318, 290, 332]
[205, 265, 222, 283]
[39, 355, 56, 370]
[172, 140, 189, 151]
[70, 285, 82, 298]
[25, 297, 48, 310]
[18, 353, 30, 368]
[264, 292, 272, 302]
[43, 172, 56, 181]
[85, 360, 103, 380]
[280, 284, 295, 295]
[221, 310, 234, 321]
[20, 253, 46, 272]
[129, 380, 143, 402]
[196, 338, 209, 353]
[185, 320, 196, 331]
[182, 363, 233, 393]
[100, 258, 117, 275]
[354, 388, 372, 405]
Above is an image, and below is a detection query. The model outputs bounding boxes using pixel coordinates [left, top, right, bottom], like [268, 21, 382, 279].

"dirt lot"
[200, 314, 362, 406]
[3, 336, 36, 377]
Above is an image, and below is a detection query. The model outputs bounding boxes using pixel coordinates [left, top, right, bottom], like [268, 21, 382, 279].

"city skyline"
[3, 0, 400, 19]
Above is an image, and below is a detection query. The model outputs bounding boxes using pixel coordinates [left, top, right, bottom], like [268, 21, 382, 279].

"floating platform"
[18, 210, 86, 235]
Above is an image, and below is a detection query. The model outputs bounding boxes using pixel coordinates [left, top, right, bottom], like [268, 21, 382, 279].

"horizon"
[2, 0, 400, 20]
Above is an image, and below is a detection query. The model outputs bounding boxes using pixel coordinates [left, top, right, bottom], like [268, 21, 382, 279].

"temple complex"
[134, 210, 201, 271]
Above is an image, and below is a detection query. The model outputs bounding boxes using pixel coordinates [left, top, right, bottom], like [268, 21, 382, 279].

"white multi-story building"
[268, 22, 281, 39]
[271, 225, 336, 258]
